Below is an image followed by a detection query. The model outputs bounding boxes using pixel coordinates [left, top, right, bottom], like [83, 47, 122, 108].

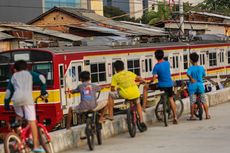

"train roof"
[39, 41, 230, 54]
[2, 40, 230, 55]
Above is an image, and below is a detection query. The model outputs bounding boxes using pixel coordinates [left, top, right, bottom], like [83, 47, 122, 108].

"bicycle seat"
[10, 120, 22, 128]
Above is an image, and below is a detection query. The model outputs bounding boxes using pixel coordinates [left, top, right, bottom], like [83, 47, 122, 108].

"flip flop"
[206, 115, 211, 120]
[187, 117, 197, 121]
[105, 116, 114, 121]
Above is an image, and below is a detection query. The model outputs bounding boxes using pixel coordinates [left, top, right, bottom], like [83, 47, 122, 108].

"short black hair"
[189, 52, 199, 63]
[14, 60, 27, 71]
[155, 50, 164, 60]
[114, 60, 124, 72]
[79, 71, 90, 82]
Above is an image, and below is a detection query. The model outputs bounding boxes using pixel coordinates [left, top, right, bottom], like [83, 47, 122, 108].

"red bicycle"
[4, 96, 54, 153]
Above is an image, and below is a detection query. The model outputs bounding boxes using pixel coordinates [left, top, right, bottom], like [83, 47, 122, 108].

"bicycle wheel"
[173, 96, 184, 119]
[95, 115, 102, 145]
[38, 127, 54, 153]
[4, 132, 25, 153]
[126, 108, 136, 137]
[155, 99, 164, 121]
[194, 102, 203, 120]
[162, 95, 168, 127]
[136, 112, 147, 132]
[85, 117, 95, 150]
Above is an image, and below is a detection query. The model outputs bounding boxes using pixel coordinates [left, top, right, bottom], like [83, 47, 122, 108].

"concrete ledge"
[1, 88, 230, 153]
[206, 88, 230, 106]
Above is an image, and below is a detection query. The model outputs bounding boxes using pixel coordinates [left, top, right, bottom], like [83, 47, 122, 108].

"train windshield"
[0, 50, 53, 90]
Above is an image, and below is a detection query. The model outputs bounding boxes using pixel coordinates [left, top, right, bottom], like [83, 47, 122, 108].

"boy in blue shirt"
[187, 53, 210, 120]
[143, 50, 178, 124]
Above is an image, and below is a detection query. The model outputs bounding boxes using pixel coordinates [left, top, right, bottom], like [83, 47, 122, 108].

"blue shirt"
[187, 65, 206, 94]
[152, 61, 173, 87]
[187, 65, 206, 83]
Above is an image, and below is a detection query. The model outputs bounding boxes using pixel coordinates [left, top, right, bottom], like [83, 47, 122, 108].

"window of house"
[127, 59, 140, 75]
[209, 52, 217, 66]
[90, 63, 106, 83]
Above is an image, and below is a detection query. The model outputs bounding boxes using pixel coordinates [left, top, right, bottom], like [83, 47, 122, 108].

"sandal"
[105, 116, 114, 121]
[206, 115, 211, 120]
[173, 118, 178, 124]
[187, 117, 197, 121]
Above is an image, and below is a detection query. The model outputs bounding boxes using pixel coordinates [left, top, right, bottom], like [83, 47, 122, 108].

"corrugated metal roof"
[193, 12, 230, 20]
[82, 13, 167, 36]
[0, 24, 83, 41]
[68, 23, 131, 36]
[0, 32, 15, 40]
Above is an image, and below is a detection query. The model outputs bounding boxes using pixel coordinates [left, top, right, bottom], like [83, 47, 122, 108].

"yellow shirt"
[111, 71, 140, 100]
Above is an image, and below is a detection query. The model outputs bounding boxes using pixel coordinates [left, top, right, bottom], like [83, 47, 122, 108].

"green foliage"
[196, 0, 230, 15]
[103, 6, 140, 22]
[141, 2, 172, 25]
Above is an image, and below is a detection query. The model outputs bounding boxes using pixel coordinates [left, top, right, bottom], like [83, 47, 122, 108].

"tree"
[196, 0, 230, 15]
[141, 2, 171, 25]
[103, 6, 140, 22]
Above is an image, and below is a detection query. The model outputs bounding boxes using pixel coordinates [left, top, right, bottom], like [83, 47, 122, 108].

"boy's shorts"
[14, 105, 36, 121]
[109, 91, 140, 103]
[189, 93, 206, 104]
[72, 100, 108, 113]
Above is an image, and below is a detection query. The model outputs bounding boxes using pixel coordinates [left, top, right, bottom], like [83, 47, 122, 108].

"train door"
[70, 62, 83, 105]
[199, 51, 207, 69]
[169, 53, 181, 80]
[141, 55, 154, 79]
[58, 64, 66, 108]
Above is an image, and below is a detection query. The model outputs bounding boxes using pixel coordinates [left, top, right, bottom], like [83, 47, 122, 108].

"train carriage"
[0, 41, 230, 132]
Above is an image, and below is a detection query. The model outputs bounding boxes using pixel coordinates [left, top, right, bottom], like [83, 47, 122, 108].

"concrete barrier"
[0, 88, 230, 153]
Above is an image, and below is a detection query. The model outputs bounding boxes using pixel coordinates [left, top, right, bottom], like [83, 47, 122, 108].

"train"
[0, 40, 230, 133]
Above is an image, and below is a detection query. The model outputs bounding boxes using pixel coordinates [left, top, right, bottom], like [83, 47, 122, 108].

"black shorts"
[159, 87, 174, 97]
[148, 84, 174, 97]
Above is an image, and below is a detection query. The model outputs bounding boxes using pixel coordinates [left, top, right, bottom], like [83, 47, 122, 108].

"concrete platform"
[1, 88, 230, 153]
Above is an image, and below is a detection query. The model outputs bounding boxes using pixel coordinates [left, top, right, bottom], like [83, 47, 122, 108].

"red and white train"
[0, 41, 230, 132]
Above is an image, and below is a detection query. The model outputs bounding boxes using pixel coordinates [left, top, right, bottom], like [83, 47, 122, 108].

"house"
[0, 23, 83, 49]
[0, 32, 19, 52]
[28, 7, 168, 42]
[155, 12, 230, 37]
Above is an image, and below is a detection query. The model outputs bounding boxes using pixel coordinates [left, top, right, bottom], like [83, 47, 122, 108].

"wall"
[31, 11, 83, 27]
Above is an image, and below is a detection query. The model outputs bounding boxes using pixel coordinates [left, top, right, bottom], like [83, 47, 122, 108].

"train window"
[149, 59, 152, 71]
[199, 54, 205, 65]
[145, 59, 148, 72]
[183, 55, 188, 69]
[219, 51, 224, 63]
[0, 65, 11, 89]
[78, 66, 82, 81]
[32, 63, 53, 85]
[172, 56, 179, 69]
[0, 52, 12, 63]
[228, 51, 230, 64]
[127, 59, 140, 76]
[59, 65, 64, 87]
[209, 53, 217, 66]
[90, 63, 106, 83]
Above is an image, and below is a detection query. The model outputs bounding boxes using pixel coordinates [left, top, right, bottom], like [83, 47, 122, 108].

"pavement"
[61, 102, 230, 153]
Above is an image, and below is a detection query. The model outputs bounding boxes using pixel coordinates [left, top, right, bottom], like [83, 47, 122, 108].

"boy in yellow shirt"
[107, 60, 147, 129]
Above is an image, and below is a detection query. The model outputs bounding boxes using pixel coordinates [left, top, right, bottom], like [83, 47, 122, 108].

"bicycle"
[81, 91, 103, 151]
[124, 98, 147, 138]
[4, 96, 54, 153]
[153, 83, 184, 127]
[193, 93, 203, 120]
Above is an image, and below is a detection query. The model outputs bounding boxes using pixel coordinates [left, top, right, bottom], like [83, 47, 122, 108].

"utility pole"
[179, 0, 184, 38]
